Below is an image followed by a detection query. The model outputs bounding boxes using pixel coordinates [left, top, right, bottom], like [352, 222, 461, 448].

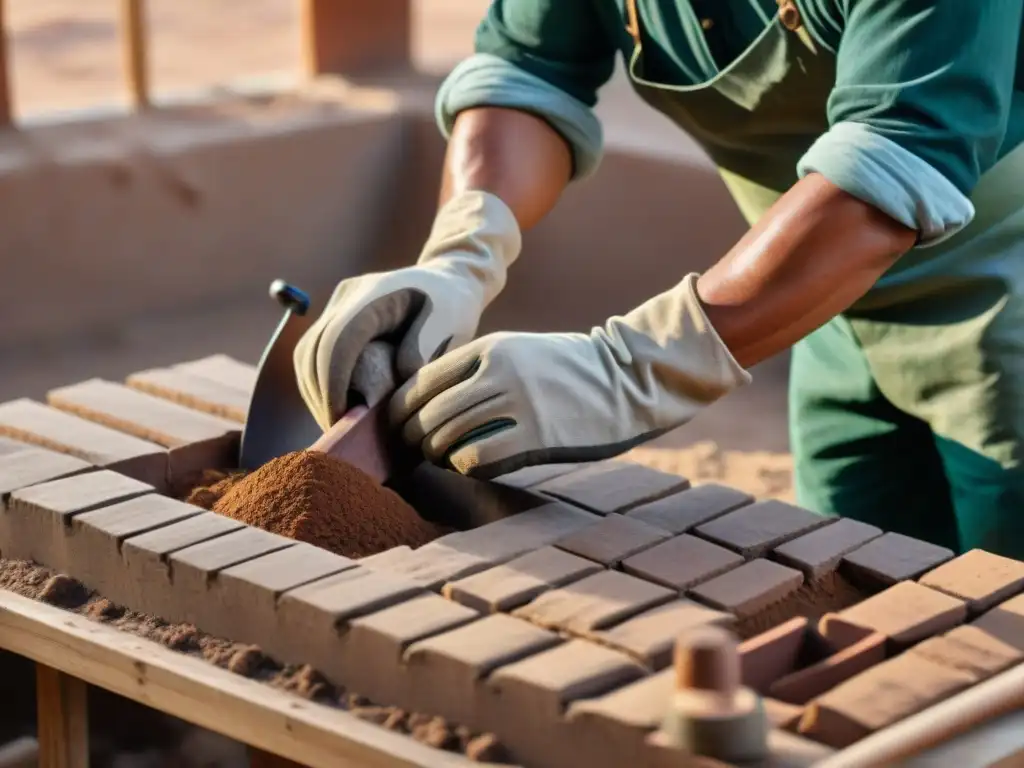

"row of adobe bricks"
[0, 355, 253, 494]
[2, 443, 1024, 766]
[0, 357, 1023, 766]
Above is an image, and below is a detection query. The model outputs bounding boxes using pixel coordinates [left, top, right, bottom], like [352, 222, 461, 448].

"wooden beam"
[0, 590, 472, 768]
[0, 0, 11, 126]
[300, 0, 412, 77]
[35, 665, 89, 768]
[119, 0, 150, 109]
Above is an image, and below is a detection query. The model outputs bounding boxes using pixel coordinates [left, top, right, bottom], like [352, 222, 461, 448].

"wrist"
[418, 189, 522, 307]
[420, 190, 521, 267]
[606, 273, 751, 401]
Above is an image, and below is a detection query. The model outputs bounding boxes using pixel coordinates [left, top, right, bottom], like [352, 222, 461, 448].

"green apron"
[622, 0, 1024, 556]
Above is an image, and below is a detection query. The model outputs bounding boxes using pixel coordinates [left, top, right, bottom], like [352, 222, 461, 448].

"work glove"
[294, 190, 521, 430]
[390, 274, 751, 478]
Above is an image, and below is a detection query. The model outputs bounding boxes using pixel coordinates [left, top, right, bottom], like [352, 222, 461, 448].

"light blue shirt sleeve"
[797, 0, 1021, 248]
[798, 122, 976, 248]
[435, 53, 606, 181]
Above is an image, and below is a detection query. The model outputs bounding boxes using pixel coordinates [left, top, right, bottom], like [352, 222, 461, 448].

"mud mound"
[187, 451, 444, 558]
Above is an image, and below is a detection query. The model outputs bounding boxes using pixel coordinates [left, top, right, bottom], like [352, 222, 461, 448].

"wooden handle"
[309, 342, 413, 484]
[309, 402, 394, 484]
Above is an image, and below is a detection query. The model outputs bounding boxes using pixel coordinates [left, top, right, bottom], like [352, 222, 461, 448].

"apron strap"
[625, 0, 641, 46]
[969, 141, 1024, 232]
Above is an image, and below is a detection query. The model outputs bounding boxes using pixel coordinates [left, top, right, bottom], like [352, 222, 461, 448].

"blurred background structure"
[0, 0, 792, 495]
[0, 6, 794, 762]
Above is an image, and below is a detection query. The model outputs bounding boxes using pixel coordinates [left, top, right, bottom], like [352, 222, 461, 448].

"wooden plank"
[119, 0, 150, 109]
[35, 664, 88, 768]
[0, 0, 10, 126]
[0, 590, 477, 768]
[300, 0, 412, 76]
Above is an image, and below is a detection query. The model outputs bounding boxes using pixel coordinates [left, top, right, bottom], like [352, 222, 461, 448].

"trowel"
[238, 280, 546, 528]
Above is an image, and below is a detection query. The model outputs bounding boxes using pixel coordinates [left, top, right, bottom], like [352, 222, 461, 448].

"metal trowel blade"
[238, 287, 322, 471]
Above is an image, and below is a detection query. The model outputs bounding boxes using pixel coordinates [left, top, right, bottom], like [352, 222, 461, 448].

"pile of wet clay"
[0, 560, 507, 763]
[187, 451, 446, 558]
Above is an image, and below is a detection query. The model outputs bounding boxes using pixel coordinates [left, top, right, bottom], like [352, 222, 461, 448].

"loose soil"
[626, 441, 795, 502]
[0, 558, 510, 764]
[735, 571, 872, 640]
[185, 451, 447, 558]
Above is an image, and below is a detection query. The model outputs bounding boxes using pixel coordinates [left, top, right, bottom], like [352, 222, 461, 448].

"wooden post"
[0, 0, 11, 126]
[35, 665, 89, 768]
[119, 0, 150, 109]
[300, 0, 412, 77]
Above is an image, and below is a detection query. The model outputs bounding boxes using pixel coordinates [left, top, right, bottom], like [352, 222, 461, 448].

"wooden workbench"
[3, 353, 1024, 768]
[0, 588, 479, 768]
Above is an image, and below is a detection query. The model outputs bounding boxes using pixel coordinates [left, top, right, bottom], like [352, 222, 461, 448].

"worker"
[294, 1, 1024, 558]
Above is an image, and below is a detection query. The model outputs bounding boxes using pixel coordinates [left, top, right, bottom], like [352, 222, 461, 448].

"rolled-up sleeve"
[797, 0, 1022, 246]
[435, 0, 617, 180]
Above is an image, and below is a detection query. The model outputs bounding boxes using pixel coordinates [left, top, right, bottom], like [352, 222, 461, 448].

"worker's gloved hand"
[390, 274, 752, 478]
[294, 190, 521, 430]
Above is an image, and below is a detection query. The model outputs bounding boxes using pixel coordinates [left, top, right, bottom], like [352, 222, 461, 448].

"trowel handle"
[307, 342, 405, 484]
[309, 401, 396, 484]
[269, 279, 310, 316]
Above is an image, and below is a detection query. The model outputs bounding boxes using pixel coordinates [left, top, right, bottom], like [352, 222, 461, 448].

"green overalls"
[620, 0, 1024, 556]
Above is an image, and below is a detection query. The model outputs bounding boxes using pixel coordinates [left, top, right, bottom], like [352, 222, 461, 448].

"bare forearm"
[697, 174, 917, 368]
[440, 107, 572, 231]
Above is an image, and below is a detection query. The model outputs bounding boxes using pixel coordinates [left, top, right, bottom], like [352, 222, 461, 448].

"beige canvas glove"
[294, 190, 521, 430]
[390, 273, 751, 478]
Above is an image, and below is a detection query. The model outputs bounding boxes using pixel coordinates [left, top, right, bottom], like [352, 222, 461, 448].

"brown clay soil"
[626, 441, 795, 503]
[735, 571, 873, 640]
[0, 558, 510, 764]
[185, 452, 448, 558]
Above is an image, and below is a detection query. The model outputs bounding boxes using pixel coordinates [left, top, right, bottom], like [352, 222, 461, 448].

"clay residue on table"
[734, 571, 872, 640]
[185, 451, 448, 558]
[0, 559, 509, 764]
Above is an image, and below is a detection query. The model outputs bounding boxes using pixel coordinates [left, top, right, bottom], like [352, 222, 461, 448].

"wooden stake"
[119, 0, 150, 110]
[0, 0, 11, 126]
[35, 664, 89, 768]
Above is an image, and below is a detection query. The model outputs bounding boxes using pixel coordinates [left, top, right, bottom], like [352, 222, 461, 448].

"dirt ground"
[2, 0, 795, 501]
